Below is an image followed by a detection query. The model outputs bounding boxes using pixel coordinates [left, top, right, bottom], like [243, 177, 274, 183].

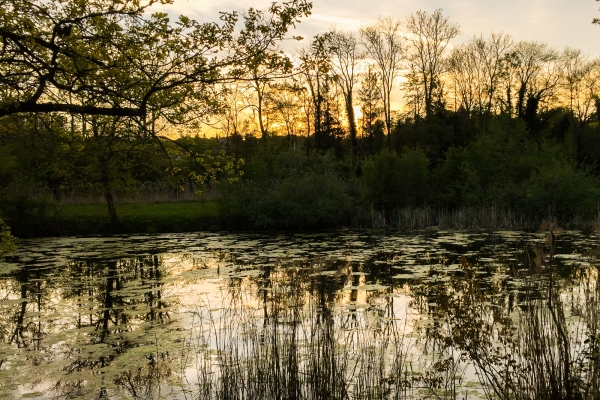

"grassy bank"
[7, 201, 221, 237]
[6, 201, 598, 238]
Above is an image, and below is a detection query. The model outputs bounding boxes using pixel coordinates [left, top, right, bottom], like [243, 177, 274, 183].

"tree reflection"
[0, 254, 182, 399]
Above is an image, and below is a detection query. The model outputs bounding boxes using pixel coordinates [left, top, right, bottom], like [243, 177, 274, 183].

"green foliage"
[0, 190, 58, 238]
[432, 116, 600, 221]
[0, 0, 312, 120]
[2, 94, 600, 234]
[578, 122, 600, 170]
[32, 201, 220, 236]
[220, 148, 351, 229]
[362, 148, 430, 211]
[0, 218, 16, 255]
[189, 150, 245, 192]
[435, 119, 533, 206]
[523, 158, 600, 220]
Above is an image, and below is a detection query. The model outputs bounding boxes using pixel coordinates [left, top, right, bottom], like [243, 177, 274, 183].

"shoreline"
[4, 201, 598, 238]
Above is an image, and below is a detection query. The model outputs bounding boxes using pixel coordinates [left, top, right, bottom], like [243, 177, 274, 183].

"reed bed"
[170, 261, 600, 400]
[178, 266, 418, 400]
[89, 241, 600, 400]
[360, 206, 536, 230]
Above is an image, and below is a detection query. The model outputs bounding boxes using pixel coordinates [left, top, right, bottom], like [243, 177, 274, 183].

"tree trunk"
[92, 119, 118, 226]
[517, 83, 527, 118]
[345, 92, 357, 155]
[256, 78, 268, 142]
[100, 157, 118, 226]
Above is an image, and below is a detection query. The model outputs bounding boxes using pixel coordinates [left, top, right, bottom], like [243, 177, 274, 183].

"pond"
[0, 230, 598, 400]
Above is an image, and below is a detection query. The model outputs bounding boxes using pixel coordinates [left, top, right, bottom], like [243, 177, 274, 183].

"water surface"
[0, 230, 598, 399]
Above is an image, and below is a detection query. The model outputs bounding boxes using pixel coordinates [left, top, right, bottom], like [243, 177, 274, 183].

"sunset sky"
[156, 0, 600, 56]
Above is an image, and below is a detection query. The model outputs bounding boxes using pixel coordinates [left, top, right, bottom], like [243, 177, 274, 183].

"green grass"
[50, 201, 221, 236]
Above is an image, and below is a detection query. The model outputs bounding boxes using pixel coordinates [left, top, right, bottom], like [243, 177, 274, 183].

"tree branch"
[0, 102, 143, 117]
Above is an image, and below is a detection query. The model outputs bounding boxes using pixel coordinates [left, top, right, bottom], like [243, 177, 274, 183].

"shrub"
[362, 148, 430, 211]
[219, 149, 352, 229]
[522, 160, 600, 221]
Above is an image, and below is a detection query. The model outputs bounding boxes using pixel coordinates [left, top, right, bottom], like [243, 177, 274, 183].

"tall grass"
[435, 239, 600, 400]
[465, 273, 600, 400]
[358, 206, 536, 230]
[180, 265, 416, 400]
[39, 237, 599, 400]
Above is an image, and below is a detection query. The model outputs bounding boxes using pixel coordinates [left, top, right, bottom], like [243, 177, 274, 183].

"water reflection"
[0, 231, 598, 399]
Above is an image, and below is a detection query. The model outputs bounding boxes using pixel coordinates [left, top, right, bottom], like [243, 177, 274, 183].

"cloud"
[153, 0, 600, 56]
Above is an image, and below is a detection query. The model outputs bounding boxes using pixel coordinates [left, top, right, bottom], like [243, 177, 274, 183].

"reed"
[358, 206, 537, 230]
[179, 265, 416, 400]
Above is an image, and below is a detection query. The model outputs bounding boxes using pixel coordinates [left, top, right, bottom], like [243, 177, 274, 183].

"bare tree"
[503, 41, 558, 118]
[247, 60, 278, 141]
[477, 33, 513, 113]
[558, 48, 600, 124]
[360, 16, 404, 139]
[405, 9, 460, 117]
[298, 35, 340, 151]
[358, 65, 384, 151]
[267, 78, 305, 144]
[326, 29, 362, 154]
[210, 83, 252, 152]
[448, 33, 513, 114]
[448, 43, 479, 113]
[242, 9, 296, 142]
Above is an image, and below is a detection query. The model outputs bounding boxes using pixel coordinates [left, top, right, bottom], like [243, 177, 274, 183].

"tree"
[211, 82, 253, 152]
[0, 0, 311, 226]
[360, 16, 404, 139]
[448, 33, 513, 114]
[559, 49, 600, 125]
[267, 78, 305, 144]
[247, 54, 289, 141]
[240, 7, 298, 142]
[325, 29, 362, 154]
[504, 41, 558, 119]
[0, 0, 312, 122]
[476, 33, 513, 113]
[448, 42, 479, 113]
[298, 34, 338, 151]
[0, 218, 16, 255]
[405, 9, 460, 117]
[358, 65, 384, 152]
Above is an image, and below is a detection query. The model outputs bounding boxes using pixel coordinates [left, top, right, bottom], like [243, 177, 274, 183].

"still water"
[0, 230, 598, 399]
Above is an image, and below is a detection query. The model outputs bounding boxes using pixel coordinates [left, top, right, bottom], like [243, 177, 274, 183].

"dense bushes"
[429, 118, 600, 221]
[216, 122, 600, 230]
[362, 148, 429, 211]
[523, 160, 600, 220]
[219, 148, 352, 229]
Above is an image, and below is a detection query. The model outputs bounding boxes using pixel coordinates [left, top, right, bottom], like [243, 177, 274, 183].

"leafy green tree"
[0, 0, 312, 119]
[522, 143, 600, 220]
[220, 148, 351, 229]
[0, 0, 311, 227]
[0, 218, 16, 255]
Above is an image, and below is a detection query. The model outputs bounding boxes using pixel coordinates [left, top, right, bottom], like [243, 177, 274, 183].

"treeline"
[1, 109, 600, 234]
[2, 5, 600, 235]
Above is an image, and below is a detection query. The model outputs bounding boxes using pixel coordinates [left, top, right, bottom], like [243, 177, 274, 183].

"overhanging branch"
[0, 102, 144, 117]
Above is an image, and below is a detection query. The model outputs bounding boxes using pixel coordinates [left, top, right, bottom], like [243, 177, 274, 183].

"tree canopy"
[0, 0, 312, 122]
